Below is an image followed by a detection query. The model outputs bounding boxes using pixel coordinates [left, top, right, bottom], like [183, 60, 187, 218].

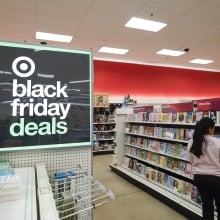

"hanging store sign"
[0, 42, 92, 151]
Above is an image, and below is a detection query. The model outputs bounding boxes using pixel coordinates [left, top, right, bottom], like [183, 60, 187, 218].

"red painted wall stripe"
[94, 60, 220, 99]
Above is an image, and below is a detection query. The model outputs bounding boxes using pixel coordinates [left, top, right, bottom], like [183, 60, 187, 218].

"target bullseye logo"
[12, 56, 35, 78]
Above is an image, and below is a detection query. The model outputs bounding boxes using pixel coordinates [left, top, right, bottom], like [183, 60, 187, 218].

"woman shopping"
[187, 117, 220, 220]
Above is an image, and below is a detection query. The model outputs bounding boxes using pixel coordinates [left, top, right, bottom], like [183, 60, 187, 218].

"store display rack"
[93, 103, 121, 155]
[111, 100, 220, 220]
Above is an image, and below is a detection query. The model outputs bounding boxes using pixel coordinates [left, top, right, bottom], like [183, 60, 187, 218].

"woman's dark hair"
[190, 117, 215, 158]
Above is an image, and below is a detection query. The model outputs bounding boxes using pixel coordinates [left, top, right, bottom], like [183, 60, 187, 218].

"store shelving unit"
[93, 106, 116, 154]
[93, 102, 122, 155]
[111, 101, 220, 220]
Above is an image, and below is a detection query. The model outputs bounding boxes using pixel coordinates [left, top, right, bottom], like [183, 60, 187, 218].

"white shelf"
[0, 167, 37, 220]
[126, 121, 195, 126]
[112, 165, 202, 217]
[124, 132, 189, 143]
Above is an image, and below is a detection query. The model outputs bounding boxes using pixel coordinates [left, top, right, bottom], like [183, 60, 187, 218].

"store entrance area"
[93, 154, 187, 220]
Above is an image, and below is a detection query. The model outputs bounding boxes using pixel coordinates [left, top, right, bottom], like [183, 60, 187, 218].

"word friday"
[11, 79, 70, 119]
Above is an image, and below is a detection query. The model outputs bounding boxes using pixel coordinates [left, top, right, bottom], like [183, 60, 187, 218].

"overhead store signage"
[162, 102, 193, 113]
[0, 41, 92, 151]
[194, 98, 220, 111]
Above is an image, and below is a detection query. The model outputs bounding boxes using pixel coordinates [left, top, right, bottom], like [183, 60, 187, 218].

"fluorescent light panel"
[125, 17, 167, 32]
[189, 59, 214, 65]
[99, 47, 129, 55]
[157, 49, 185, 56]
[36, 32, 73, 43]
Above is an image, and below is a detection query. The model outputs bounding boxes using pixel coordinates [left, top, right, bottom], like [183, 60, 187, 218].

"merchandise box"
[93, 93, 109, 107]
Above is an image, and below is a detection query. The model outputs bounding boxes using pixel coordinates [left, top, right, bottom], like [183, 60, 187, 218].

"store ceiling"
[0, 0, 220, 71]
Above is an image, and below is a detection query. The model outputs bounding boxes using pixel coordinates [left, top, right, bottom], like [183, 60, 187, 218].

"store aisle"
[93, 154, 188, 220]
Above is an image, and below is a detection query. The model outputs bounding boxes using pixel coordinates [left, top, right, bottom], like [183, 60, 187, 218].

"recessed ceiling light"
[99, 47, 129, 55]
[157, 49, 185, 56]
[36, 32, 73, 43]
[125, 17, 167, 32]
[189, 59, 214, 64]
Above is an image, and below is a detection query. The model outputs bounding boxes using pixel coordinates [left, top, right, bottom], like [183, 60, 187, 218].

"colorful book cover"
[136, 137, 142, 146]
[159, 142, 166, 153]
[179, 145, 187, 158]
[152, 153, 160, 164]
[178, 161, 187, 175]
[146, 152, 153, 161]
[167, 176, 174, 189]
[185, 129, 194, 141]
[171, 159, 179, 171]
[157, 171, 162, 184]
[162, 112, 168, 122]
[159, 156, 167, 168]
[137, 112, 145, 121]
[195, 111, 203, 122]
[171, 112, 178, 123]
[174, 143, 181, 157]
[184, 182, 193, 198]
[150, 170, 158, 182]
[178, 112, 186, 123]
[170, 144, 176, 156]
[165, 143, 171, 154]
[147, 140, 154, 150]
[186, 112, 194, 123]
[166, 157, 173, 169]
[161, 173, 168, 186]
[152, 141, 160, 152]
[177, 128, 185, 140]
[145, 167, 151, 179]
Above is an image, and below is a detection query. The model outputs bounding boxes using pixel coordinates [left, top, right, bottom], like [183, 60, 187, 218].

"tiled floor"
[93, 154, 188, 220]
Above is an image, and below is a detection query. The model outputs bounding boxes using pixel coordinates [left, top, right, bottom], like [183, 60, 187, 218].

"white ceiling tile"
[0, 0, 219, 71]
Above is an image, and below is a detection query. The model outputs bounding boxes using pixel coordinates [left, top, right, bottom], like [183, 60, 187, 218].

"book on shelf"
[136, 137, 142, 146]
[140, 138, 148, 149]
[137, 125, 144, 135]
[195, 111, 204, 122]
[167, 175, 174, 190]
[161, 172, 168, 186]
[159, 156, 167, 168]
[173, 178, 184, 194]
[161, 112, 172, 123]
[163, 127, 176, 139]
[177, 161, 187, 175]
[191, 186, 202, 205]
[157, 171, 162, 184]
[185, 163, 193, 178]
[177, 112, 186, 123]
[165, 143, 171, 154]
[145, 166, 151, 180]
[159, 142, 166, 153]
[185, 112, 194, 123]
[184, 182, 193, 199]
[184, 129, 194, 141]
[144, 112, 151, 121]
[154, 127, 163, 137]
[179, 145, 187, 159]
[152, 153, 160, 165]
[171, 112, 178, 123]
[150, 169, 158, 182]
[177, 128, 185, 140]
[170, 143, 181, 157]
[151, 141, 160, 152]
[137, 112, 145, 121]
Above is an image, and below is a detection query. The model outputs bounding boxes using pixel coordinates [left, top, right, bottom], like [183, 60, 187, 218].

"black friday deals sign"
[0, 42, 92, 151]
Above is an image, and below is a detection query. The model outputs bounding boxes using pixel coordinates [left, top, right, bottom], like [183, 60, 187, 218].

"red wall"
[93, 60, 220, 99]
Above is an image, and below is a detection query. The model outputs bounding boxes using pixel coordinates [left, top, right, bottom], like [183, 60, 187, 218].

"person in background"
[187, 117, 220, 220]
